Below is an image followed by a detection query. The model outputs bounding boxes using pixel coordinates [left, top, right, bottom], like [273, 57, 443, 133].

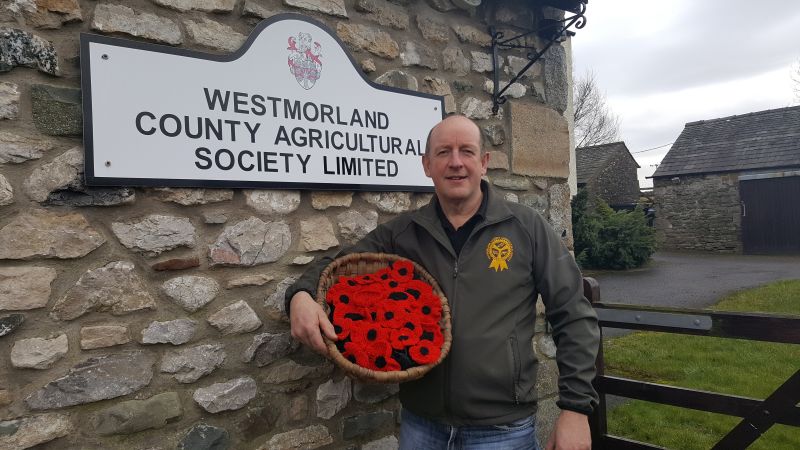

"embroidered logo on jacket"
[486, 237, 513, 271]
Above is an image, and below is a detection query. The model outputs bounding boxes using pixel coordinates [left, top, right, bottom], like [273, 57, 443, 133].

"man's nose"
[447, 151, 464, 167]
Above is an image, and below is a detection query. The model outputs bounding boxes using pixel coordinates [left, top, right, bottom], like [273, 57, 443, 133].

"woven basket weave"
[316, 252, 452, 383]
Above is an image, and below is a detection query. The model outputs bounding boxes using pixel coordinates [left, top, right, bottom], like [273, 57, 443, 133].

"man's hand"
[544, 410, 591, 450]
[289, 291, 337, 356]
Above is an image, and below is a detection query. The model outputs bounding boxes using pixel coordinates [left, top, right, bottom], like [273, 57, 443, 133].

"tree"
[792, 59, 800, 104]
[573, 70, 621, 148]
[571, 188, 656, 270]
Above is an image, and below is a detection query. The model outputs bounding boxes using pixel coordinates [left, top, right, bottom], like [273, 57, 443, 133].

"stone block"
[152, 0, 237, 12]
[284, 0, 347, 18]
[421, 76, 455, 113]
[162, 276, 220, 312]
[0, 131, 56, 164]
[153, 188, 233, 205]
[299, 216, 339, 251]
[0, 28, 60, 75]
[0, 413, 71, 449]
[0, 210, 105, 260]
[417, 15, 449, 43]
[245, 190, 300, 214]
[311, 191, 352, 209]
[24, 147, 82, 202]
[112, 215, 196, 256]
[93, 392, 182, 436]
[10, 333, 68, 369]
[356, 0, 409, 29]
[509, 102, 569, 179]
[91, 4, 182, 45]
[0, 313, 25, 337]
[51, 261, 155, 321]
[80, 325, 130, 350]
[185, 18, 246, 52]
[140, 319, 197, 345]
[207, 300, 262, 335]
[400, 41, 438, 69]
[31, 84, 82, 136]
[193, 376, 257, 413]
[337, 209, 378, 244]
[452, 24, 491, 47]
[0, 266, 57, 311]
[25, 351, 155, 410]
[243, 332, 300, 367]
[316, 377, 351, 419]
[337, 23, 399, 59]
[261, 425, 332, 449]
[161, 344, 226, 383]
[0, 82, 20, 119]
[375, 70, 418, 91]
[442, 46, 469, 76]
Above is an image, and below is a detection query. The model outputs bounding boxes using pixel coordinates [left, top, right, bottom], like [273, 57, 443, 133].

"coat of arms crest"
[287, 32, 322, 90]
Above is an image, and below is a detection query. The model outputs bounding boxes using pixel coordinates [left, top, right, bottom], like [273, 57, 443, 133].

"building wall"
[653, 173, 741, 252]
[589, 153, 640, 207]
[0, 1, 576, 448]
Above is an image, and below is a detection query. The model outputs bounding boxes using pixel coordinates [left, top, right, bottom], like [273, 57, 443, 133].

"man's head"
[422, 115, 489, 207]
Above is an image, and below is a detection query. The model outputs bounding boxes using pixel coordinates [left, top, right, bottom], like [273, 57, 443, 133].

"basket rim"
[316, 252, 452, 383]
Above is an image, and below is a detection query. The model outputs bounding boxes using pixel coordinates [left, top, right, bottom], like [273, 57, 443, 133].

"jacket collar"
[412, 180, 515, 234]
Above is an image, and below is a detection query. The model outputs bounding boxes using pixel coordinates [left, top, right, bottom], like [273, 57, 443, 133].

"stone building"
[576, 141, 640, 208]
[0, 1, 584, 448]
[652, 105, 800, 254]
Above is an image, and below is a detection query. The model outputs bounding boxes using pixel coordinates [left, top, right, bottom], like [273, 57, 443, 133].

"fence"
[582, 277, 800, 449]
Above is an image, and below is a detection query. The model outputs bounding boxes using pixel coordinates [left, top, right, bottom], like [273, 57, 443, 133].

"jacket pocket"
[507, 336, 521, 404]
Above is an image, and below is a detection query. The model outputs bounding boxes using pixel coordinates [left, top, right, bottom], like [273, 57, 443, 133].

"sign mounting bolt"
[102, 54, 109, 60]
[105, 161, 111, 167]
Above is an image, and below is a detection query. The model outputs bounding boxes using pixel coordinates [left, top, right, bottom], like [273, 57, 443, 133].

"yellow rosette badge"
[486, 237, 513, 272]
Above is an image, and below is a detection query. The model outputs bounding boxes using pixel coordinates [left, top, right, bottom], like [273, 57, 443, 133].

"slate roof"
[652, 105, 800, 178]
[576, 141, 638, 184]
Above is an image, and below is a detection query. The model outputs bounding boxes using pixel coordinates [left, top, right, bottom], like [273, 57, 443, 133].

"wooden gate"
[740, 175, 800, 254]
[583, 278, 800, 449]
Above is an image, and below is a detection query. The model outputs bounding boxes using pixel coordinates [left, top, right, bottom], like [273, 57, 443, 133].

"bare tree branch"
[792, 59, 800, 105]
[573, 70, 621, 148]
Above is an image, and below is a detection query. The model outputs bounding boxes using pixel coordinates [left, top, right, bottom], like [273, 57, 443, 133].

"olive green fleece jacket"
[285, 182, 599, 426]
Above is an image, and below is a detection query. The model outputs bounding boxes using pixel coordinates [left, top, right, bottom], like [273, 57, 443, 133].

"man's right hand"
[289, 291, 338, 356]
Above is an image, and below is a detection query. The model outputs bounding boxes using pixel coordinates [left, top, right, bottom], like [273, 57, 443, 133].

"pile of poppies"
[326, 259, 444, 372]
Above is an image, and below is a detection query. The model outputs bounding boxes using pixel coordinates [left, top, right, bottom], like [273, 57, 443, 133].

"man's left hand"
[544, 410, 591, 450]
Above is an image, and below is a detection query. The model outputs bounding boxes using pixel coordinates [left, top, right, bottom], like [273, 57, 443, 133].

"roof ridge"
[685, 104, 800, 127]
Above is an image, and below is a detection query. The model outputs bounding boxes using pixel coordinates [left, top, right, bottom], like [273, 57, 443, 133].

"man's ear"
[422, 154, 432, 178]
[480, 151, 490, 175]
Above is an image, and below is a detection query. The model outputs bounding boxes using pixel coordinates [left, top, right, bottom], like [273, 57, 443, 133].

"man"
[286, 115, 599, 450]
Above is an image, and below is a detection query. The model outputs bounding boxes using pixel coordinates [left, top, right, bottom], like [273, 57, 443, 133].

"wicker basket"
[316, 252, 452, 383]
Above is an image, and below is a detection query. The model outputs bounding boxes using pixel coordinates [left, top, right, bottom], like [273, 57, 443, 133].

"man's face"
[422, 116, 489, 205]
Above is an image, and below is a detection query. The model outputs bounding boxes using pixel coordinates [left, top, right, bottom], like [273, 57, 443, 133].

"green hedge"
[571, 189, 656, 269]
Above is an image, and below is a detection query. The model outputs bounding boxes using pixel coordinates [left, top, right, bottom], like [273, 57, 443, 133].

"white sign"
[81, 14, 443, 191]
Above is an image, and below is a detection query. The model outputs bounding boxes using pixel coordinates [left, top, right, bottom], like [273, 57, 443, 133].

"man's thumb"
[319, 311, 338, 341]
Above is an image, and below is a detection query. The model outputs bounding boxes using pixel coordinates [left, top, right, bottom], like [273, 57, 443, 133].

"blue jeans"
[399, 408, 542, 450]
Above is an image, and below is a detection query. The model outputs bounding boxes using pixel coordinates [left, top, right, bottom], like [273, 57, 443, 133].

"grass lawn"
[603, 279, 800, 449]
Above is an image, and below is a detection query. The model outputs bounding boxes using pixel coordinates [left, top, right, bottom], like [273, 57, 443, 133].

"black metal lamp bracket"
[489, 3, 586, 115]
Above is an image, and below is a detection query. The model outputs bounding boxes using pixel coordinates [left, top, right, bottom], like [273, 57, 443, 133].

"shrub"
[572, 189, 656, 269]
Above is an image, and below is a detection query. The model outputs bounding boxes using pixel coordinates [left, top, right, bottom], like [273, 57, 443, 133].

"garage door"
[740, 174, 800, 254]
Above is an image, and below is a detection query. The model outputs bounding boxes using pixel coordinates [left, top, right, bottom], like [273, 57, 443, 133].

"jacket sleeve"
[284, 222, 396, 317]
[531, 214, 600, 415]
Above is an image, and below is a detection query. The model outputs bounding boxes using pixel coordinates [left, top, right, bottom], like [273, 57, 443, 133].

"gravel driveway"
[585, 251, 800, 309]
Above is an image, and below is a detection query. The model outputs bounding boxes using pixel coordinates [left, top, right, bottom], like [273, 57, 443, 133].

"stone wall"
[653, 173, 741, 252]
[0, 1, 576, 449]
[590, 153, 639, 207]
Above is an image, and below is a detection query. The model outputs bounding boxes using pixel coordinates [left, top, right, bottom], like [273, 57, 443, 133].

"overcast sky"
[571, 0, 800, 188]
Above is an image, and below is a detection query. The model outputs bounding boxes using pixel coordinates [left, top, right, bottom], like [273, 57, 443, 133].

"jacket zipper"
[445, 254, 460, 415]
[508, 337, 520, 405]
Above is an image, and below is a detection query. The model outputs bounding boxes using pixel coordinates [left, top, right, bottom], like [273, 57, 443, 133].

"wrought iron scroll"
[490, 3, 586, 114]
